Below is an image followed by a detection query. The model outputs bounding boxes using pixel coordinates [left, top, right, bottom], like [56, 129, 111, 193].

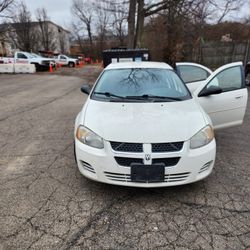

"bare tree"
[112, 5, 127, 45]
[59, 31, 67, 54]
[127, 0, 136, 48]
[209, 0, 244, 23]
[70, 20, 85, 52]
[0, 0, 15, 55]
[96, 6, 110, 51]
[72, 0, 94, 50]
[127, 0, 244, 49]
[127, 0, 179, 48]
[69, 0, 245, 61]
[10, 1, 38, 51]
[135, 0, 144, 48]
[189, 0, 244, 24]
[93, 0, 128, 46]
[0, 0, 14, 18]
[36, 7, 56, 51]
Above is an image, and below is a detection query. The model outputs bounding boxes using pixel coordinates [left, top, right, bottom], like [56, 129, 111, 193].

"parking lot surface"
[0, 67, 249, 249]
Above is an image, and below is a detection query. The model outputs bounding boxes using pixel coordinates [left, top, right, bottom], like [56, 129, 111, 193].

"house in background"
[0, 21, 70, 56]
[0, 24, 12, 56]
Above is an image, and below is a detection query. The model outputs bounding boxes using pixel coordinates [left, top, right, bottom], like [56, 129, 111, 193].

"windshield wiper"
[93, 92, 125, 99]
[125, 94, 183, 101]
[93, 92, 183, 102]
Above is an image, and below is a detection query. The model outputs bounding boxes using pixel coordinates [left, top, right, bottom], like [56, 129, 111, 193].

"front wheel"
[68, 62, 75, 68]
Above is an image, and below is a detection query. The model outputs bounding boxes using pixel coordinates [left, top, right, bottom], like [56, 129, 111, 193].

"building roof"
[0, 23, 9, 32]
[105, 61, 173, 70]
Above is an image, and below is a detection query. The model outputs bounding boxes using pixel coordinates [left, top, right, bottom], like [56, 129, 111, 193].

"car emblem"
[145, 154, 151, 161]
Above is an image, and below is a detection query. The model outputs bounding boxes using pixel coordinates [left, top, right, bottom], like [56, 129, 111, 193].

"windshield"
[30, 53, 41, 58]
[22, 53, 33, 59]
[91, 68, 191, 102]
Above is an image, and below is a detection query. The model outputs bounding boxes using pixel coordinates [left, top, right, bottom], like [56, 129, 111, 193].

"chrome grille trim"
[110, 141, 184, 153]
[104, 171, 190, 183]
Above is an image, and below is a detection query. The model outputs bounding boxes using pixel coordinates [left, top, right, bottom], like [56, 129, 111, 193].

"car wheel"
[69, 62, 75, 68]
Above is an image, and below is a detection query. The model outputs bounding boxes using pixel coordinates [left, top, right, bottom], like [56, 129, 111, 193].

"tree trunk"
[87, 23, 93, 46]
[127, 0, 136, 49]
[135, 0, 144, 48]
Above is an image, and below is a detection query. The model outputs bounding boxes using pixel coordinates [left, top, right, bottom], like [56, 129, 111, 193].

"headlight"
[190, 125, 214, 149]
[76, 125, 104, 149]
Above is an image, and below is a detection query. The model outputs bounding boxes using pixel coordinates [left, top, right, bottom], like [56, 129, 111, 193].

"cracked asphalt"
[0, 66, 249, 249]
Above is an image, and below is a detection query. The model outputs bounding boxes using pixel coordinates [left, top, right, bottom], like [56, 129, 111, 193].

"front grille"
[152, 157, 180, 167]
[104, 171, 190, 183]
[104, 171, 131, 182]
[165, 172, 190, 182]
[115, 157, 143, 167]
[110, 142, 143, 152]
[152, 142, 184, 152]
[110, 141, 184, 153]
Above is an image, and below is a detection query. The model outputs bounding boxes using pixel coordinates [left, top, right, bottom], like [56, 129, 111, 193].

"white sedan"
[74, 61, 248, 187]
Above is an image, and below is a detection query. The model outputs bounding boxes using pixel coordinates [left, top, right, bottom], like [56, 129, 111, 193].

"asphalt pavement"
[0, 67, 249, 249]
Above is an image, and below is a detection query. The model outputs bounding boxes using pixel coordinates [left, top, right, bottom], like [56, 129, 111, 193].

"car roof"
[105, 61, 173, 70]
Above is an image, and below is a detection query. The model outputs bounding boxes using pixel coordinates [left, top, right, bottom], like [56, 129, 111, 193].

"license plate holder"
[131, 164, 165, 183]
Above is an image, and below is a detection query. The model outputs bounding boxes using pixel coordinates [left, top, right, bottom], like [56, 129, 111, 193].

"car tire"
[68, 62, 75, 68]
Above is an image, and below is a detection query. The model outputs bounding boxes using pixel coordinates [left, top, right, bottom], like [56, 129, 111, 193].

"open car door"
[194, 62, 248, 130]
[176, 62, 212, 94]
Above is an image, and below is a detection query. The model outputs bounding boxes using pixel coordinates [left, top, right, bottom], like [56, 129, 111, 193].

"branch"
[0, 0, 14, 13]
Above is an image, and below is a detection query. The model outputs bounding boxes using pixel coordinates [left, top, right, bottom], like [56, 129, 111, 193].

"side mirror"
[198, 86, 222, 97]
[81, 84, 91, 95]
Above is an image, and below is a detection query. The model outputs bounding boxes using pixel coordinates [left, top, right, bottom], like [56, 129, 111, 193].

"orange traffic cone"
[49, 64, 53, 73]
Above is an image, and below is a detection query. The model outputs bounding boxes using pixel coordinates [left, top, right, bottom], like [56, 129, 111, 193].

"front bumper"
[75, 139, 216, 187]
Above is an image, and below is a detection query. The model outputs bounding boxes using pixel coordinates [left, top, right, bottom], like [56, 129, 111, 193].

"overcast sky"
[23, 0, 72, 28]
[23, 0, 249, 30]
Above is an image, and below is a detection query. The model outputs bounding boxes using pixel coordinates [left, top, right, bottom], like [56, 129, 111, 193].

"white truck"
[0, 57, 14, 64]
[54, 54, 79, 67]
[0, 52, 55, 71]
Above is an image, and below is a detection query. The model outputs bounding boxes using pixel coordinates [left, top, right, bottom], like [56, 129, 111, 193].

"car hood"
[83, 99, 206, 143]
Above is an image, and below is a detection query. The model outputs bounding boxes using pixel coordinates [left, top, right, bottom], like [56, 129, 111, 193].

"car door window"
[196, 63, 247, 130]
[206, 66, 243, 92]
[17, 53, 27, 59]
[60, 56, 66, 60]
[177, 65, 210, 84]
